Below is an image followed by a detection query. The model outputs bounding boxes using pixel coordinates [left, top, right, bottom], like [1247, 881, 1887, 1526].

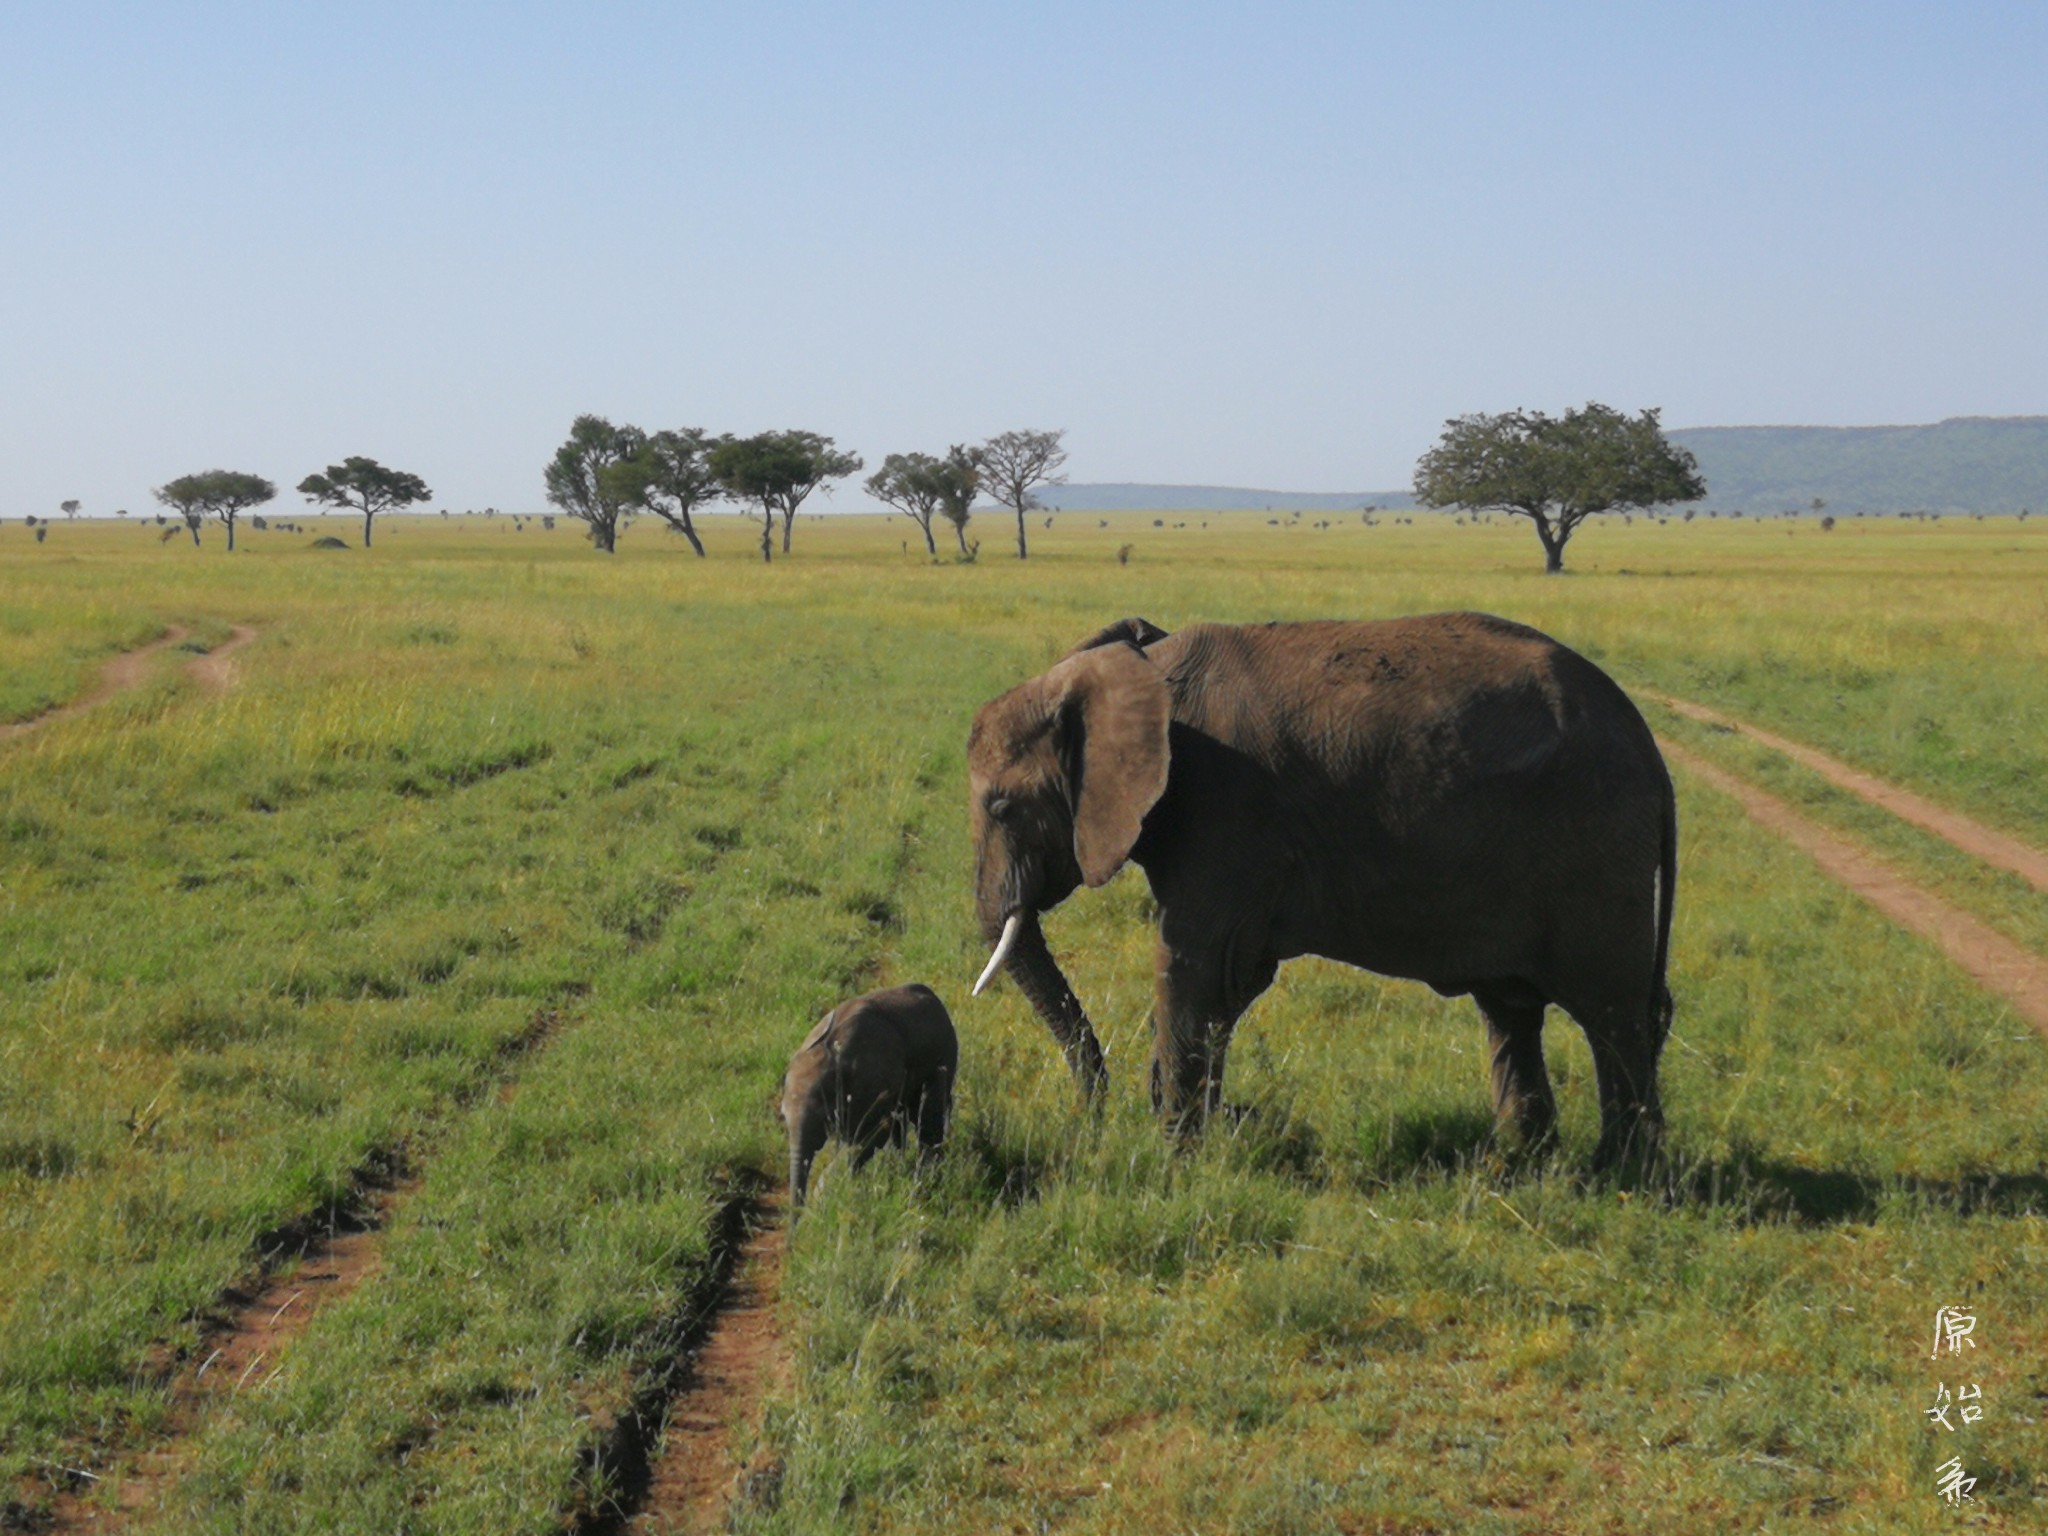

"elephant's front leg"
[1149, 932, 1274, 1137]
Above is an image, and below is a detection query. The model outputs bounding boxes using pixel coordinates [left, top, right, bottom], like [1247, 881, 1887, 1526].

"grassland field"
[2, 508, 2045, 1534]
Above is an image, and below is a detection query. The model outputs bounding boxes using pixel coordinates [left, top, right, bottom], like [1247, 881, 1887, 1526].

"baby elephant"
[780, 983, 958, 1209]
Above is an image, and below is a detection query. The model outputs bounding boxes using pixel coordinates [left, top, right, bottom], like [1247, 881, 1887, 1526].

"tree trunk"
[225, 513, 236, 551]
[679, 514, 705, 557]
[364, 510, 374, 548]
[918, 516, 936, 556]
[594, 517, 615, 553]
[1534, 516, 1565, 574]
[1001, 913, 1106, 1098]
[187, 519, 201, 547]
[759, 507, 773, 563]
[953, 520, 970, 555]
[780, 508, 794, 554]
[1014, 503, 1028, 559]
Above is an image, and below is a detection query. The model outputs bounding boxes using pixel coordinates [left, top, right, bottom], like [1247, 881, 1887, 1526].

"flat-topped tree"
[602, 428, 720, 556]
[296, 457, 432, 548]
[707, 430, 862, 563]
[543, 415, 646, 552]
[979, 428, 1066, 558]
[866, 452, 949, 556]
[153, 470, 276, 550]
[1414, 403, 1705, 573]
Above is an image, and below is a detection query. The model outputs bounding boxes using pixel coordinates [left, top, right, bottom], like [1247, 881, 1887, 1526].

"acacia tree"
[603, 428, 720, 556]
[933, 444, 982, 556]
[153, 470, 276, 550]
[1413, 404, 1705, 573]
[60, 500, 80, 520]
[543, 415, 646, 552]
[979, 428, 1066, 558]
[707, 430, 862, 563]
[296, 456, 432, 548]
[865, 452, 948, 555]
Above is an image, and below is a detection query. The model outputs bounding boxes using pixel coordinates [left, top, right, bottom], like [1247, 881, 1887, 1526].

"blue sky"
[4, 2, 2045, 515]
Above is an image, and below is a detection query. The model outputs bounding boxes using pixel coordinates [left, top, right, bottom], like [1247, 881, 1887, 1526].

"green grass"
[2, 511, 2045, 1532]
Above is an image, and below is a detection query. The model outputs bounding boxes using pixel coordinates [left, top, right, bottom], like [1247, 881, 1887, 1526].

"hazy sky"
[5, 2, 2045, 516]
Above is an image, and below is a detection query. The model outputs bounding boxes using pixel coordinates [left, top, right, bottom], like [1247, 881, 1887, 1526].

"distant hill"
[1668, 416, 2048, 514]
[1027, 483, 1413, 513]
[1022, 417, 2048, 517]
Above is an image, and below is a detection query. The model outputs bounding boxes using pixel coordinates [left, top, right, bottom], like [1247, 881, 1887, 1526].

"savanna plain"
[2, 509, 2045, 1535]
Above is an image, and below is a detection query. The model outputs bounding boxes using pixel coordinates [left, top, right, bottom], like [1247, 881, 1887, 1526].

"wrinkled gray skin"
[966, 614, 1677, 1170]
[780, 983, 959, 1208]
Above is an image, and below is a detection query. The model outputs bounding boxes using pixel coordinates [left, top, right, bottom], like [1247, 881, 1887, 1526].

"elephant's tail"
[1650, 778, 1678, 1051]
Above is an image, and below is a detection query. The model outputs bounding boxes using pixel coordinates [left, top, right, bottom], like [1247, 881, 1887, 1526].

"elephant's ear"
[1062, 616, 1170, 660]
[1054, 643, 1172, 887]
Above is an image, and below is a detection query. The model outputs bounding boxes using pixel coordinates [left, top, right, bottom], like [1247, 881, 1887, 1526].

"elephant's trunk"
[998, 911, 1107, 1099]
[789, 1144, 810, 1212]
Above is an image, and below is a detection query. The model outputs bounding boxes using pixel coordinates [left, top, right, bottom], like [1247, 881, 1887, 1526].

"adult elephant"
[966, 614, 1677, 1168]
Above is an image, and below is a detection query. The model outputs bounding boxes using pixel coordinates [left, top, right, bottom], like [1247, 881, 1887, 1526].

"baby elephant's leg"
[911, 1067, 953, 1168]
[845, 1082, 903, 1170]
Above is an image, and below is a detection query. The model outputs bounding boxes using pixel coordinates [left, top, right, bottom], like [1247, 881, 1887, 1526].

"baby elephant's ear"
[1053, 642, 1171, 887]
[1062, 616, 1170, 659]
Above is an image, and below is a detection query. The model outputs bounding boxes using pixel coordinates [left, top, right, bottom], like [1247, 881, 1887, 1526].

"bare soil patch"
[1652, 693, 2048, 892]
[0, 627, 189, 741]
[1663, 740, 2048, 1036]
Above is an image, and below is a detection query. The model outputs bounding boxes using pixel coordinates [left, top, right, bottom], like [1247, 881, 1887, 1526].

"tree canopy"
[707, 430, 862, 563]
[602, 428, 720, 556]
[865, 452, 950, 556]
[296, 457, 432, 548]
[978, 428, 1067, 558]
[932, 445, 983, 556]
[543, 416, 646, 552]
[153, 470, 277, 551]
[1413, 404, 1705, 572]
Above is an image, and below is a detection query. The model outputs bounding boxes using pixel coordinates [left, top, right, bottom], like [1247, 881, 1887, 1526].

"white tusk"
[973, 913, 1024, 996]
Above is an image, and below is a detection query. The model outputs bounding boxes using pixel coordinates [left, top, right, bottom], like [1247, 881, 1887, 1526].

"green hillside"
[1669, 415, 2048, 514]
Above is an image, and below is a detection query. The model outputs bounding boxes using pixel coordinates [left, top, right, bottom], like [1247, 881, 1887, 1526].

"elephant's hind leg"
[1472, 987, 1557, 1151]
[1564, 990, 1664, 1173]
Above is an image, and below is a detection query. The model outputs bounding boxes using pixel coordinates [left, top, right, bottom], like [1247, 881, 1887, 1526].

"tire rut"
[28, 1009, 568, 1533]
[574, 1193, 793, 1536]
[1650, 692, 2048, 892]
[183, 625, 259, 693]
[1, 623, 261, 748]
[1662, 739, 2048, 1037]
[0, 627, 190, 742]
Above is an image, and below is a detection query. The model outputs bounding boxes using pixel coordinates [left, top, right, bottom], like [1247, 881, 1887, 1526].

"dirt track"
[627, 1210, 793, 1534]
[1661, 739, 2048, 1036]
[1, 624, 259, 745]
[184, 625, 260, 692]
[1652, 693, 2048, 893]
[0, 626, 192, 740]
[36, 1013, 563, 1533]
